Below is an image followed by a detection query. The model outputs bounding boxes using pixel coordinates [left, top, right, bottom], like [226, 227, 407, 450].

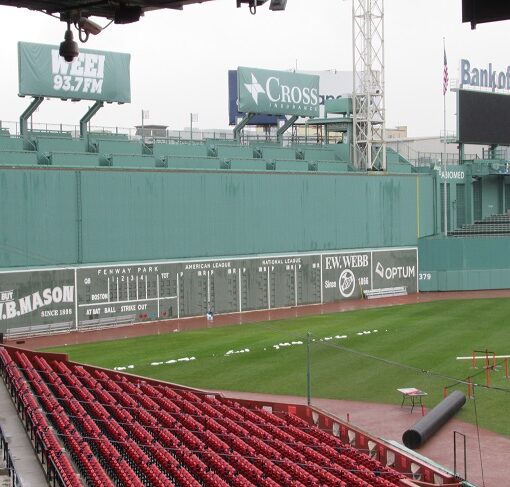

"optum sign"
[237, 66, 320, 117]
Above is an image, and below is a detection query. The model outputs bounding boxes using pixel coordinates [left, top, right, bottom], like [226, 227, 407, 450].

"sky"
[0, 0, 509, 136]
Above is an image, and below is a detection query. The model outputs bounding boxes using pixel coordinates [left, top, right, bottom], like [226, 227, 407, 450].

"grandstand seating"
[96, 139, 143, 156]
[0, 135, 24, 150]
[0, 132, 365, 175]
[44, 151, 100, 167]
[386, 148, 412, 164]
[0, 150, 38, 165]
[0, 345, 433, 487]
[153, 143, 210, 158]
[28, 130, 73, 139]
[315, 161, 350, 173]
[258, 147, 297, 161]
[102, 154, 156, 168]
[36, 136, 87, 153]
[293, 144, 350, 163]
[303, 148, 341, 162]
[385, 149, 413, 173]
[449, 213, 510, 236]
[215, 145, 255, 159]
[89, 132, 130, 141]
[221, 158, 270, 171]
[273, 160, 310, 172]
[161, 155, 221, 170]
[205, 138, 239, 146]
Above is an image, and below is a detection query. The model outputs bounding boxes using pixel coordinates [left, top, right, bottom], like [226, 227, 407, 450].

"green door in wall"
[456, 184, 466, 228]
[473, 180, 482, 221]
[441, 183, 452, 231]
[505, 184, 510, 212]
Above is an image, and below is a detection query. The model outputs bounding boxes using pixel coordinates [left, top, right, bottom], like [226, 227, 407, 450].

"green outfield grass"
[45, 299, 510, 436]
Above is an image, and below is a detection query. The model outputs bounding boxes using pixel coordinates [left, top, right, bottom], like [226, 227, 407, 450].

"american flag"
[443, 48, 449, 95]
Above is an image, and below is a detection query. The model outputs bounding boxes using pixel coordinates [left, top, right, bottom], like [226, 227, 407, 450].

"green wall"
[0, 167, 435, 268]
[0, 169, 78, 267]
[418, 236, 510, 290]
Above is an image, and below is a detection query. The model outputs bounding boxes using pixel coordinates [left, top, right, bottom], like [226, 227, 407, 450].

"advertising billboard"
[229, 69, 353, 125]
[237, 66, 320, 117]
[322, 248, 418, 302]
[18, 41, 131, 103]
[0, 268, 75, 331]
[228, 70, 283, 126]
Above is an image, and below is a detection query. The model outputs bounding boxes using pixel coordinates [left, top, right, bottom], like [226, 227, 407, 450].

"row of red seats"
[14, 352, 117, 487]
[4, 346, 410, 487]
[91, 369, 301, 486]
[98, 369, 400, 487]
[26, 353, 153, 487]
[0, 349, 83, 487]
[106, 377, 318, 485]
[64, 361, 209, 486]
[175, 390, 404, 487]
[51, 361, 174, 486]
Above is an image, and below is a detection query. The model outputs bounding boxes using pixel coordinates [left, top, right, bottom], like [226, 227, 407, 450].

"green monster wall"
[0, 167, 436, 268]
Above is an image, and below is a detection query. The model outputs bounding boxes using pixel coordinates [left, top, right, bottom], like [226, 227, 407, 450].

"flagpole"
[443, 37, 448, 237]
[141, 109, 145, 145]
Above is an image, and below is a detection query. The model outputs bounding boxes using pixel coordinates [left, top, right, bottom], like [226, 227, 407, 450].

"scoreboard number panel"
[77, 264, 177, 325]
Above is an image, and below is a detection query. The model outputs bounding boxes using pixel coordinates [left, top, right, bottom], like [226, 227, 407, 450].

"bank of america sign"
[237, 67, 320, 117]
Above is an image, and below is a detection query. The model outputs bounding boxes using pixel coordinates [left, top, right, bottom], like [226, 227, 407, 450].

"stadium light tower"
[352, 0, 386, 171]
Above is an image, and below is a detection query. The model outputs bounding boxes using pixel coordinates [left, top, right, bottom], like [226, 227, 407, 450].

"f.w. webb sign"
[237, 67, 320, 117]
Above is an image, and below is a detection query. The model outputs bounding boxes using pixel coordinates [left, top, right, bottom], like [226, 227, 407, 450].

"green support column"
[80, 101, 104, 151]
[277, 115, 299, 143]
[233, 113, 254, 143]
[306, 331, 312, 406]
[19, 97, 44, 150]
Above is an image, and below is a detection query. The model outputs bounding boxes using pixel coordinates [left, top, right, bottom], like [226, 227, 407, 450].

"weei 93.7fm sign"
[237, 67, 320, 117]
[18, 41, 131, 103]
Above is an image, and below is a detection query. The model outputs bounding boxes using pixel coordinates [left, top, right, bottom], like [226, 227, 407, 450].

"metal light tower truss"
[352, 0, 386, 171]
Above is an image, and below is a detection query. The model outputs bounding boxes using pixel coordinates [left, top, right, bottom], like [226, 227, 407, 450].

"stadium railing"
[0, 423, 23, 487]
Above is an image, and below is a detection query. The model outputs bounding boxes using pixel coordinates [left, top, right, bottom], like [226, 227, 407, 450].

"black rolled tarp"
[402, 390, 466, 449]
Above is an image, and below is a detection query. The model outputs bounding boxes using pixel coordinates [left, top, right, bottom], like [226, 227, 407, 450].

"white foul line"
[457, 355, 510, 360]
